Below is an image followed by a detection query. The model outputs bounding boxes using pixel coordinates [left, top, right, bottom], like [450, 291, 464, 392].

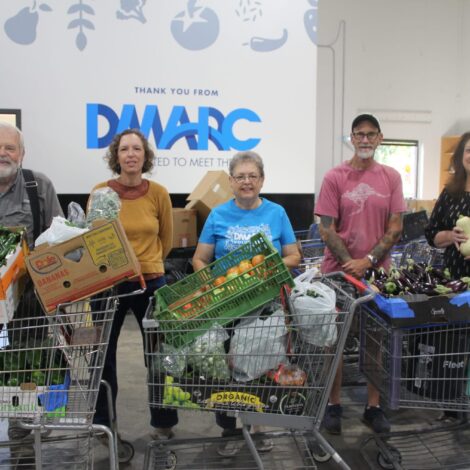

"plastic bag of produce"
[34, 216, 88, 247]
[230, 306, 288, 382]
[67, 201, 87, 228]
[154, 343, 187, 377]
[86, 187, 121, 225]
[186, 324, 230, 381]
[290, 268, 337, 348]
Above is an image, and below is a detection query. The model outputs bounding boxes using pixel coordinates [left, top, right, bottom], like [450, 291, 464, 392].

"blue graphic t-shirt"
[199, 198, 297, 260]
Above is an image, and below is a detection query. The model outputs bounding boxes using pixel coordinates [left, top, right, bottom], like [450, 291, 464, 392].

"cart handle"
[342, 273, 372, 294]
[324, 271, 376, 297]
[114, 274, 147, 299]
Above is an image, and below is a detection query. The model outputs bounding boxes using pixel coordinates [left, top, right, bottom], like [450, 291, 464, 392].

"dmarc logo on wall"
[86, 103, 261, 151]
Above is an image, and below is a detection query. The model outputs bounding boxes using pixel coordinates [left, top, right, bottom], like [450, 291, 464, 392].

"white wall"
[316, 0, 469, 200]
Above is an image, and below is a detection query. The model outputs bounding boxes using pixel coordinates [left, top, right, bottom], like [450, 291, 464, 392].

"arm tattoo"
[370, 213, 404, 261]
[319, 215, 352, 264]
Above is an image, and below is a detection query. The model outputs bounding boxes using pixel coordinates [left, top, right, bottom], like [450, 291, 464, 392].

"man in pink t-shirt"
[315, 114, 407, 435]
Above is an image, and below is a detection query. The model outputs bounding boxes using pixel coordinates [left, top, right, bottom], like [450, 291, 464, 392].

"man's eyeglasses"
[352, 132, 380, 141]
[232, 174, 261, 183]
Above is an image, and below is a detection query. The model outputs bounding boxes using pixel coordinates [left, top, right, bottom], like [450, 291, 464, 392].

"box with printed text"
[25, 219, 141, 313]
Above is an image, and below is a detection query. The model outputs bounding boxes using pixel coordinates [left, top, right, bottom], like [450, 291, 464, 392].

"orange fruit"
[251, 254, 265, 266]
[213, 275, 227, 287]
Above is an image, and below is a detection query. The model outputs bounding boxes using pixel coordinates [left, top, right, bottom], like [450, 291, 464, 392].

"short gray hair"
[0, 121, 24, 154]
[229, 151, 264, 177]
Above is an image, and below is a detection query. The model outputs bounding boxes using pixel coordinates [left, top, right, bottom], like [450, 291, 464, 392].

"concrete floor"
[1, 314, 467, 469]
[91, 314, 465, 470]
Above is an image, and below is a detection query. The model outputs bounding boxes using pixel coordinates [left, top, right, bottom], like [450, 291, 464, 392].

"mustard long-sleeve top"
[91, 179, 173, 275]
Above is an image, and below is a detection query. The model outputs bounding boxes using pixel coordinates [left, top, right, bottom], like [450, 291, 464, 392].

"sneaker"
[8, 422, 32, 441]
[322, 404, 343, 435]
[150, 427, 174, 440]
[217, 439, 244, 457]
[362, 406, 391, 433]
[255, 437, 274, 453]
[217, 428, 244, 457]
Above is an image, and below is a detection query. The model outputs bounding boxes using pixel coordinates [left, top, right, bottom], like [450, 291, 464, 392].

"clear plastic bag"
[86, 187, 121, 225]
[290, 269, 338, 348]
[156, 343, 187, 377]
[230, 306, 288, 382]
[34, 216, 88, 247]
[186, 324, 230, 381]
[67, 202, 87, 228]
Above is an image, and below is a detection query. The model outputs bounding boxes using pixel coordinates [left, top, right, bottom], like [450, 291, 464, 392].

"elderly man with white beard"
[0, 121, 63, 442]
[0, 121, 62, 248]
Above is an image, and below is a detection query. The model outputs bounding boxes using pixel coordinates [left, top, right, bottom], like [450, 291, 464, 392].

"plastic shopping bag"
[34, 216, 88, 247]
[291, 268, 338, 348]
[230, 304, 288, 382]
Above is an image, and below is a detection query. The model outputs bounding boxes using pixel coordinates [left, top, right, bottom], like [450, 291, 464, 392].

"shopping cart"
[358, 299, 470, 469]
[143, 272, 374, 470]
[0, 288, 139, 470]
[391, 238, 445, 269]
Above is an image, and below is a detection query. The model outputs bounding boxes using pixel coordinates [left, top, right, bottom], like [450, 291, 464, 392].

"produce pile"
[0, 342, 67, 387]
[0, 226, 22, 267]
[159, 253, 268, 320]
[365, 260, 470, 297]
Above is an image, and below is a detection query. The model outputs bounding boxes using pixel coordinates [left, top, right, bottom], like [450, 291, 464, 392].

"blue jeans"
[93, 277, 178, 429]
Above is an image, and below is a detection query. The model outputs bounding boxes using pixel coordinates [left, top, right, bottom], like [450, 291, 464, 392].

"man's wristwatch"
[366, 254, 378, 266]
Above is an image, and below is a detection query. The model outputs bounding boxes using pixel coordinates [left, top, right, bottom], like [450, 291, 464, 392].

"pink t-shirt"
[315, 160, 407, 273]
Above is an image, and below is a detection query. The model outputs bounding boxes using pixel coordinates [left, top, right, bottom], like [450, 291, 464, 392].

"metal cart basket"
[143, 272, 374, 470]
[359, 299, 470, 469]
[0, 293, 120, 470]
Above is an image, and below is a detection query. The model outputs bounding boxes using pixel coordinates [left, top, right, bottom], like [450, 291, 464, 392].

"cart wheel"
[308, 441, 331, 462]
[117, 438, 135, 463]
[344, 335, 359, 354]
[377, 447, 402, 469]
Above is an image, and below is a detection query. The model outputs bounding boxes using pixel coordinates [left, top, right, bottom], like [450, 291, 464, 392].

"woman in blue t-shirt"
[192, 151, 301, 456]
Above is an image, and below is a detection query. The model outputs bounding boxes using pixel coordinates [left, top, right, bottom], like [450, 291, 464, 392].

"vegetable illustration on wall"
[116, 0, 147, 24]
[170, 0, 220, 51]
[67, 0, 95, 51]
[2, 1, 316, 53]
[4, 0, 52, 45]
[304, 0, 318, 45]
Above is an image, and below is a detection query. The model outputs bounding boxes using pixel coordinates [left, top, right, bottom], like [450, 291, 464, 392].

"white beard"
[357, 149, 374, 160]
[0, 158, 19, 183]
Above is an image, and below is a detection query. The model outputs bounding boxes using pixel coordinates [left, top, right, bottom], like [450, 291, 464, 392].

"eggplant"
[445, 280, 467, 293]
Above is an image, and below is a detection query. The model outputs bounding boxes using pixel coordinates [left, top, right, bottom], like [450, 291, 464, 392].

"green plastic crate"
[154, 232, 294, 348]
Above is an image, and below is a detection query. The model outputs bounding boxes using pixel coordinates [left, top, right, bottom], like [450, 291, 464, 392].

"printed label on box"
[83, 224, 128, 268]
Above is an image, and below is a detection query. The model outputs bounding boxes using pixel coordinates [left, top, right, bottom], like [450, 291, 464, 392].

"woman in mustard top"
[90, 129, 177, 440]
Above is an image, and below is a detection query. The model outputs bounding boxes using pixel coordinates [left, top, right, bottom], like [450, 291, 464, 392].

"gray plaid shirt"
[0, 169, 63, 248]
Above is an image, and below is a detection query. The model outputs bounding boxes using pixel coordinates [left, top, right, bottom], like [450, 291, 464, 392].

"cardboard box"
[0, 384, 47, 417]
[185, 171, 232, 230]
[365, 289, 470, 328]
[172, 208, 197, 248]
[25, 219, 141, 314]
[0, 228, 28, 323]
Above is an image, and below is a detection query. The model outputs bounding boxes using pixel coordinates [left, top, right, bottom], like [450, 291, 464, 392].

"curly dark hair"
[446, 132, 470, 198]
[104, 128, 155, 175]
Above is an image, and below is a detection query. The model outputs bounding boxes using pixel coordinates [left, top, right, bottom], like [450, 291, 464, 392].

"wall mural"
[1, 0, 317, 195]
[4, 0, 318, 51]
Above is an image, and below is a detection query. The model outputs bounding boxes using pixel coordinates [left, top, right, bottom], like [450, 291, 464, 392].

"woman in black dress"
[425, 132, 470, 278]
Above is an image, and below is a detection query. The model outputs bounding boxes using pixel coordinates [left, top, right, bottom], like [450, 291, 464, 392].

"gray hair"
[229, 151, 264, 177]
[0, 121, 25, 154]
